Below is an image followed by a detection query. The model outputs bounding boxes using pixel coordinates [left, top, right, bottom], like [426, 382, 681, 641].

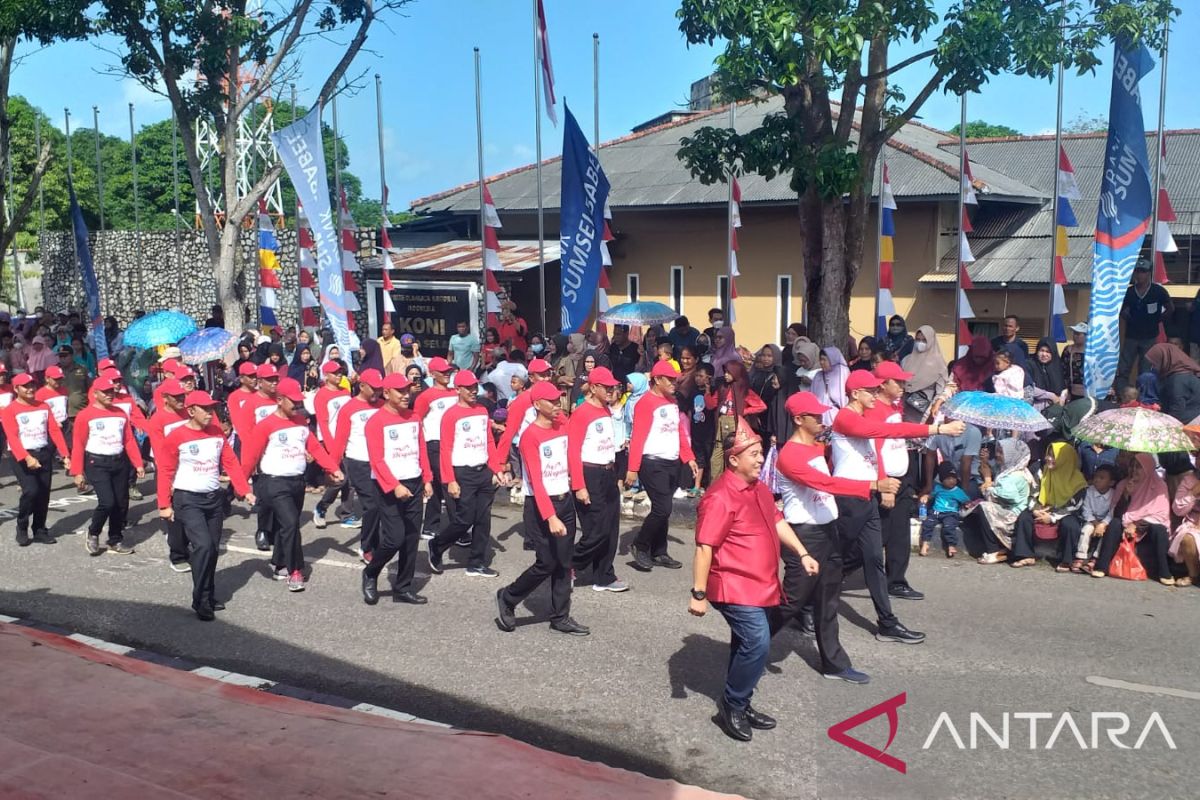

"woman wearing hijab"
[974, 438, 1037, 566]
[25, 336, 56, 380]
[1026, 338, 1068, 411]
[358, 337, 385, 375]
[1092, 453, 1175, 584]
[811, 347, 850, 426]
[288, 344, 313, 383]
[899, 326, 947, 423]
[848, 337, 878, 372]
[707, 359, 766, 481]
[883, 315, 915, 362]
[1144, 342, 1200, 423]
[1032, 441, 1089, 571]
[70, 336, 96, 377]
[749, 344, 786, 445]
[787, 339, 821, 396]
[708, 327, 740, 376]
[951, 335, 996, 392]
[1168, 461, 1200, 587]
[555, 332, 587, 391]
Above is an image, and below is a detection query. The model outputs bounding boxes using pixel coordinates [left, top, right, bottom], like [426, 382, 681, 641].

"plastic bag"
[759, 443, 779, 494]
[1108, 537, 1148, 581]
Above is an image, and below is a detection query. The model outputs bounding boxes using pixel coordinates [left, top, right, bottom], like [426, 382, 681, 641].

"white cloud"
[511, 143, 534, 161]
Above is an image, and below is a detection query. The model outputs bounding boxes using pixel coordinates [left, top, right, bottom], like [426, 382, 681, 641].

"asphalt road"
[0, 474, 1196, 800]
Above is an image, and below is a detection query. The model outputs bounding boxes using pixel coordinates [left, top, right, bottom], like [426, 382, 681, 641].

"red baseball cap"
[588, 366, 620, 387]
[11, 373, 34, 387]
[453, 370, 479, 388]
[358, 368, 384, 388]
[427, 356, 453, 373]
[529, 381, 561, 403]
[320, 360, 343, 374]
[160, 358, 180, 372]
[873, 361, 914, 382]
[102, 367, 121, 380]
[276, 377, 305, 403]
[528, 358, 552, 374]
[185, 390, 218, 408]
[97, 358, 115, 371]
[92, 377, 117, 393]
[44, 365, 64, 380]
[172, 365, 195, 380]
[0, 363, 7, 374]
[382, 373, 411, 391]
[256, 363, 279, 380]
[785, 391, 831, 417]
[845, 371, 884, 392]
[238, 362, 258, 377]
[650, 361, 680, 379]
[159, 378, 186, 397]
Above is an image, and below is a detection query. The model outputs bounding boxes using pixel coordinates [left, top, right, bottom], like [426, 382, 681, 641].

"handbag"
[904, 388, 931, 415]
[1107, 537, 1148, 581]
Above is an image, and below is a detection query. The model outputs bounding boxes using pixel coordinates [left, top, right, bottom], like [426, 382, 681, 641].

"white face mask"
[915, 341, 929, 353]
[712, 320, 724, 329]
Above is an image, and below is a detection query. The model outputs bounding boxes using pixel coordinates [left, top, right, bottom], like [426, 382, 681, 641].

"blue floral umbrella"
[178, 327, 237, 365]
[122, 311, 198, 350]
[598, 301, 679, 327]
[942, 390, 1051, 433]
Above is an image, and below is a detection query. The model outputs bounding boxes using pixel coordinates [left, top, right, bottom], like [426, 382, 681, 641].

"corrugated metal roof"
[380, 239, 560, 274]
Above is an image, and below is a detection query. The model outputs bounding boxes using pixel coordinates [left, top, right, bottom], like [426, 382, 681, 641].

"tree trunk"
[801, 190, 858, 350]
[216, 222, 245, 334]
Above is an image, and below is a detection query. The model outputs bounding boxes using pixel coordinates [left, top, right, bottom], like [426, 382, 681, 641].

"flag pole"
[374, 72, 391, 328]
[170, 108, 183, 309]
[475, 47, 489, 331]
[1047, 16, 1065, 337]
[873, 115, 886, 335]
[532, 0, 546, 335]
[292, 82, 304, 329]
[5, 141, 23, 309]
[954, 92, 967, 357]
[726, 103, 735, 320]
[592, 32, 600, 325]
[130, 103, 144, 310]
[1149, 19, 1170, 267]
[92, 106, 105, 232]
[34, 114, 44, 254]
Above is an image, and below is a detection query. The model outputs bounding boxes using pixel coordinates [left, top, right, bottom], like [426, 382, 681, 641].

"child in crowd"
[655, 341, 681, 372]
[920, 462, 971, 559]
[1072, 464, 1116, 573]
[991, 350, 1025, 400]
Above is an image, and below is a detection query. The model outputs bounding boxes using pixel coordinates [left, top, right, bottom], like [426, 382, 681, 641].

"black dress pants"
[344, 458, 382, 553]
[84, 453, 130, 545]
[572, 463, 620, 585]
[1057, 514, 1083, 565]
[881, 454, 918, 589]
[364, 478, 424, 592]
[771, 522, 852, 674]
[261, 474, 306, 573]
[634, 456, 678, 557]
[836, 495, 897, 629]
[503, 495, 576, 623]
[1094, 523, 1172, 579]
[174, 489, 225, 610]
[432, 464, 496, 568]
[11, 447, 52, 537]
[423, 441, 445, 535]
[254, 473, 275, 544]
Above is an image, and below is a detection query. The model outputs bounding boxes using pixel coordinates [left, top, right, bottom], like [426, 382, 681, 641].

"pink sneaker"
[287, 570, 306, 592]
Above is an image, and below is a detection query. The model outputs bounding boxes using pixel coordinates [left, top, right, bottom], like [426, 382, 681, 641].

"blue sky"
[11, 1, 1198, 213]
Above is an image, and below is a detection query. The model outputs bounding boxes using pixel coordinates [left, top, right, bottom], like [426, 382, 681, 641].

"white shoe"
[673, 488, 687, 499]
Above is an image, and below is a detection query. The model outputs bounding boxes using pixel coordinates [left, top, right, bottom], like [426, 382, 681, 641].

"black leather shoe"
[888, 584, 925, 601]
[629, 546, 654, 572]
[550, 617, 590, 636]
[797, 610, 816, 637]
[210, 601, 226, 612]
[194, 605, 215, 622]
[745, 706, 777, 730]
[255, 530, 270, 552]
[33, 529, 56, 545]
[361, 571, 379, 605]
[393, 591, 428, 605]
[876, 622, 926, 644]
[495, 589, 516, 632]
[427, 546, 444, 575]
[15, 530, 31, 547]
[652, 554, 683, 569]
[717, 703, 753, 742]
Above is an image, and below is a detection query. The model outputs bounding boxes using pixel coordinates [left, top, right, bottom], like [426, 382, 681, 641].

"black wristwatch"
[690, 589, 707, 601]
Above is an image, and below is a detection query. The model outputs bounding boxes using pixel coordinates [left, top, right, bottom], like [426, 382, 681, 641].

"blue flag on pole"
[559, 104, 610, 332]
[1084, 38, 1156, 397]
[67, 179, 108, 360]
[271, 107, 357, 357]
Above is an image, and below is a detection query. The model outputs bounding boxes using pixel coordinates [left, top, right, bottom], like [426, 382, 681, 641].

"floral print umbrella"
[1074, 407, 1195, 453]
[942, 391, 1051, 433]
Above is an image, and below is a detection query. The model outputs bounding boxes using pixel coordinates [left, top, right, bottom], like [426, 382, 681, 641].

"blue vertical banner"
[270, 107, 355, 356]
[67, 179, 108, 360]
[559, 103, 610, 332]
[1083, 38, 1156, 397]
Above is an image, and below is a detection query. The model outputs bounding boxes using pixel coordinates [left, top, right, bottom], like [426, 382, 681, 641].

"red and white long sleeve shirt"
[414, 386, 458, 443]
[329, 395, 381, 464]
[226, 387, 259, 437]
[111, 393, 150, 433]
[147, 407, 188, 461]
[34, 386, 68, 425]
[365, 406, 432, 493]
[156, 422, 251, 508]
[628, 392, 694, 472]
[314, 385, 351, 443]
[519, 419, 571, 520]
[496, 390, 534, 463]
[0, 387, 13, 411]
[69, 404, 144, 474]
[776, 441, 872, 525]
[0, 400, 69, 461]
[866, 398, 914, 478]
[567, 400, 616, 490]
[241, 412, 339, 478]
[830, 407, 930, 481]
[438, 403, 500, 482]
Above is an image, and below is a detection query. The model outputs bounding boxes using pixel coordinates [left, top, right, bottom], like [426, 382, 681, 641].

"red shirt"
[413, 385, 458, 443]
[69, 404, 145, 474]
[365, 406, 433, 493]
[0, 400, 69, 461]
[495, 389, 533, 464]
[314, 384, 351, 443]
[519, 418, 571, 520]
[34, 386, 69, 425]
[156, 422, 251, 508]
[695, 469, 786, 607]
[147, 407, 188, 461]
[628, 391, 695, 473]
[241, 412, 339, 477]
[439, 403, 501, 482]
[567, 400, 616, 489]
[226, 387, 259, 434]
[497, 318, 529, 352]
[329, 395, 381, 464]
[234, 392, 278, 440]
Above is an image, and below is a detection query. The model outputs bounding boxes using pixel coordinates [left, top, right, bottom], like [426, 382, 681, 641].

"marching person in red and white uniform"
[238, 363, 280, 551]
[830, 370, 962, 645]
[412, 356, 458, 540]
[361, 372, 433, 606]
[496, 357, 555, 498]
[157, 391, 254, 621]
[329, 368, 384, 560]
[496, 381, 589, 636]
[772, 391, 900, 684]
[147, 378, 192, 571]
[226, 362, 259, 437]
[241, 377, 343, 592]
[428, 370, 504, 578]
[626, 360, 698, 572]
[1, 373, 70, 547]
[568, 365, 627, 592]
[312, 359, 353, 529]
[70, 376, 145, 556]
[36, 365, 69, 435]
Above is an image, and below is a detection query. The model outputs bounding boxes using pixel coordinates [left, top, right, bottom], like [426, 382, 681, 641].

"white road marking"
[1086, 675, 1200, 701]
[222, 544, 362, 571]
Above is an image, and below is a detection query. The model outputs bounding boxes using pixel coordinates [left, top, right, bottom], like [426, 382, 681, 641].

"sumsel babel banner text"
[559, 103, 610, 333]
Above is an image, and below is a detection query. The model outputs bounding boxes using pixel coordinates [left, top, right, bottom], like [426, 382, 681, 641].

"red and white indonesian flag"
[1058, 147, 1081, 201]
[535, 0, 557, 125]
[728, 175, 743, 323]
[962, 151, 978, 205]
[483, 184, 502, 271]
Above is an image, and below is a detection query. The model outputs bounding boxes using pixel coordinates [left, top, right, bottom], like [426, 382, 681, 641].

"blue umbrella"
[943, 391, 1051, 433]
[178, 327, 237, 365]
[598, 301, 679, 327]
[122, 311, 198, 350]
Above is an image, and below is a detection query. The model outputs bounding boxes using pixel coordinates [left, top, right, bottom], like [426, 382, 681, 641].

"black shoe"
[194, 605, 215, 622]
[522, 539, 537, 551]
[876, 622, 926, 644]
[745, 706, 777, 730]
[361, 571, 379, 605]
[15, 530, 31, 547]
[454, 537, 472, 548]
[550, 617, 590, 636]
[797, 611, 816, 638]
[888, 584, 925, 601]
[652, 554, 683, 569]
[495, 589, 516, 632]
[210, 601, 226, 612]
[717, 703, 753, 742]
[630, 546, 653, 572]
[427, 546, 444, 575]
[255, 530, 270, 551]
[393, 591, 428, 605]
[33, 529, 56, 545]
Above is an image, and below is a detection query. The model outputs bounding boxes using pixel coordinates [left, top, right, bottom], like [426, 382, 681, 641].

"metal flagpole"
[375, 72, 390, 327]
[129, 103, 144, 309]
[954, 92, 967, 357]
[1047, 16, 1066, 337]
[873, 116, 886, 331]
[292, 83, 303, 329]
[592, 32, 600, 324]
[474, 49, 488, 330]
[726, 103, 735, 319]
[171, 108, 183, 308]
[532, 0, 546, 335]
[34, 114, 44, 254]
[92, 106, 105, 231]
[1149, 19, 1170, 269]
[331, 90, 344, 242]
[64, 109, 73, 181]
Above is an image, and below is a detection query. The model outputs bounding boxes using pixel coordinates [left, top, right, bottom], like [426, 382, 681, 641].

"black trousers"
[836, 495, 897, 629]
[254, 473, 275, 544]
[344, 459, 382, 553]
[979, 509, 1036, 559]
[573, 463, 620, 585]
[10, 446, 52, 537]
[1057, 514, 1083, 565]
[423, 441, 445, 534]
[432, 464, 496, 568]
[165, 517, 189, 564]
[174, 489, 225, 610]
[364, 478, 424, 592]
[316, 473, 351, 518]
[261, 474, 306, 573]
[84, 453, 130, 545]
[634, 456, 678, 557]
[771, 522, 851, 674]
[1094, 523, 1172, 580]
[880, 454, 918, 589]
[503, 495, 577, 623]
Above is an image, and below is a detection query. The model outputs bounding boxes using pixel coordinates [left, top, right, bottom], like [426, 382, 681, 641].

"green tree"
[948, 120, 1022, 138]
[1064, 111, 1108, 133]
[675, 0, 1176, 344]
